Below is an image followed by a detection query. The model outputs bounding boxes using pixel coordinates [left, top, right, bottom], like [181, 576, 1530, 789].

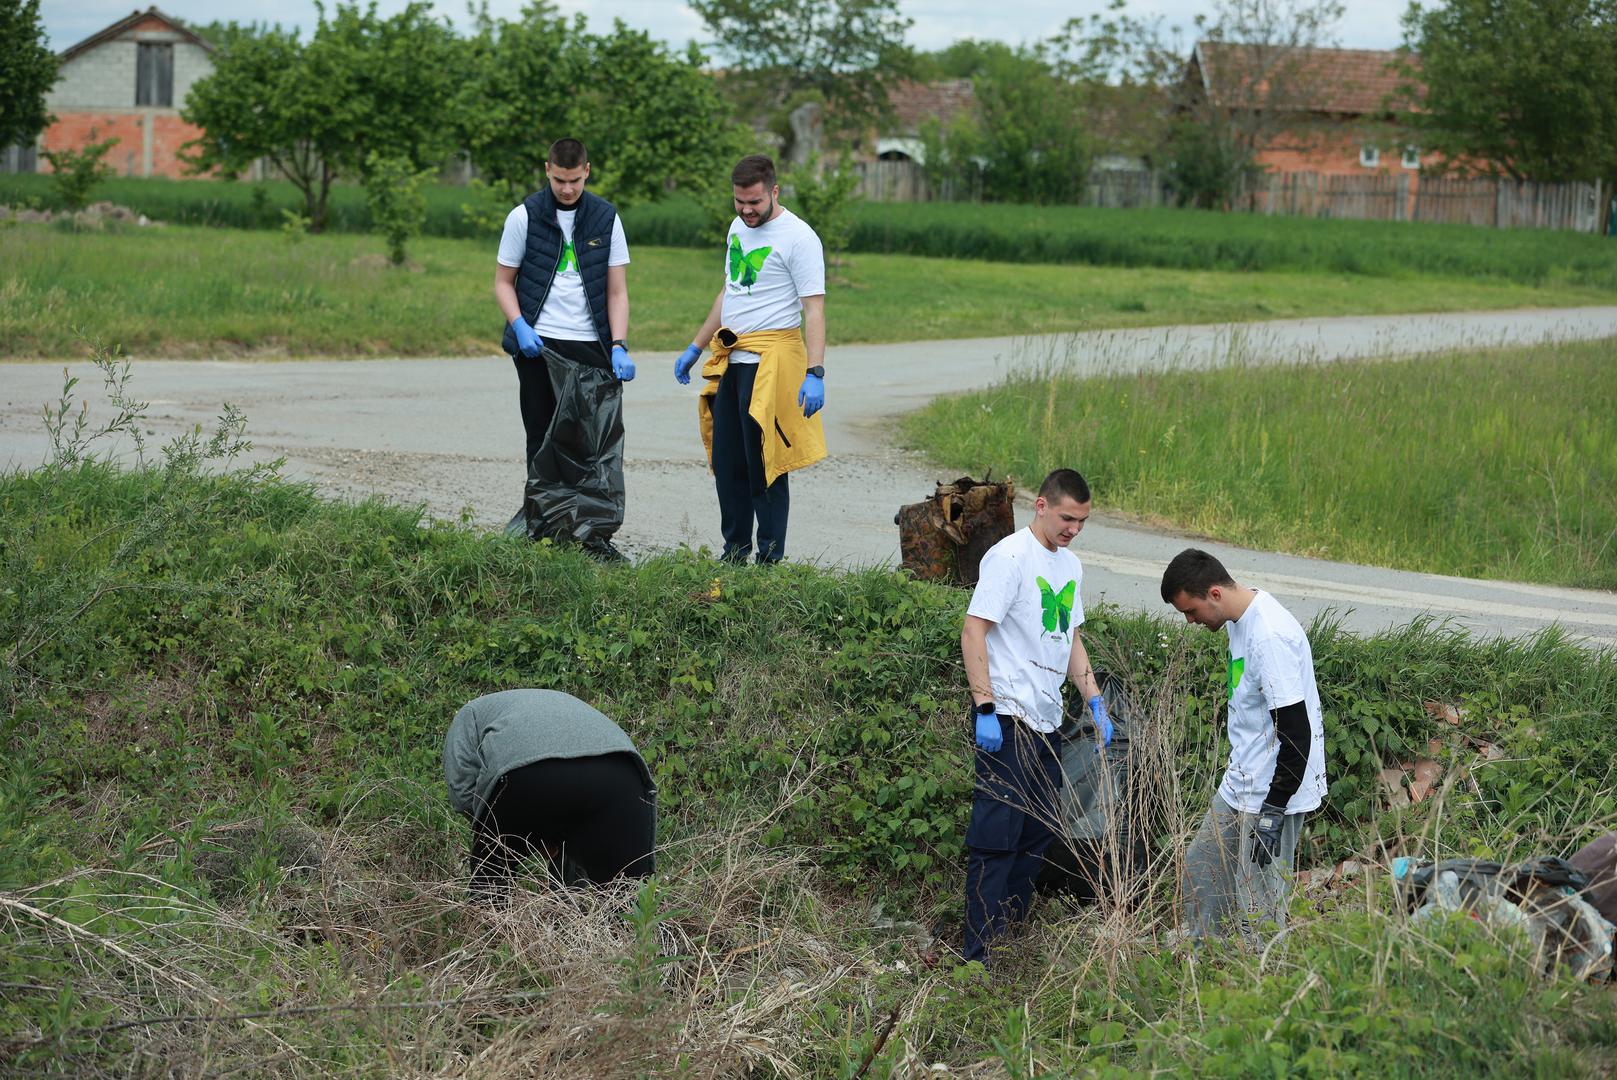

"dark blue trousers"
[710, 361, 789, 563]
[964, 718, 1064, 963]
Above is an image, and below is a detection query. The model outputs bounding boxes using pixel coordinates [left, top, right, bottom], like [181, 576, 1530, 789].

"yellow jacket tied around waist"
[698, 327, 827, 486]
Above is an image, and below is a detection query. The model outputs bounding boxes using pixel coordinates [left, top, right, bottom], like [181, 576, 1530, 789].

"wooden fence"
[850, 157, 1609, 234]
[1412, 177, 1605, 232]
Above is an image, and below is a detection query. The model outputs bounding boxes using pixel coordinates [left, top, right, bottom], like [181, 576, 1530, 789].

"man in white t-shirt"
[673, 154, 827, 564]
[958, 469, 1109, 964]
[495, 138, 633, 560]
[1160, 548, 1328, 943]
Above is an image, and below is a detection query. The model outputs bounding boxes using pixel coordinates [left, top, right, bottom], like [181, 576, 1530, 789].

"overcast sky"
[40, 0, 1416, 56]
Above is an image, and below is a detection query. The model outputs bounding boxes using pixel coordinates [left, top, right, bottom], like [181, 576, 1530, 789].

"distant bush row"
[6, 173, 1616, 289]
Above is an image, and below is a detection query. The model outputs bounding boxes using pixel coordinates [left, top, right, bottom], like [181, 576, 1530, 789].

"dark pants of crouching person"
[470, 753, 656, 901]
[963, 719, 1064, 963]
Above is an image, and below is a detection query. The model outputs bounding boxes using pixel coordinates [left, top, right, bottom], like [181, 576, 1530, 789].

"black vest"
[500, 187, 617, 356]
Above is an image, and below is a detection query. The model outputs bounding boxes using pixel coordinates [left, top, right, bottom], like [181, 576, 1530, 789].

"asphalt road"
[4, 306, 1616, 645]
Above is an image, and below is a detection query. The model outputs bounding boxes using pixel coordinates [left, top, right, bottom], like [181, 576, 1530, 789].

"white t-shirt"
[1219, 590, 1328, 815]
[497, 203, 629, 342]
[720, 208, 825, 365]
[966, 528, 1085, 733]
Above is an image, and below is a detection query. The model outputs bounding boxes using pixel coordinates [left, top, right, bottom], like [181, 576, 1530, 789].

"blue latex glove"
[1252, 803, 1287, 867]
[973, 708, 1002, 753]
[674, 344, 702, 385]
[798, 372, 825, 418]
[611, 344, 635, 382]
[1088, 694, 1113, 747]
[510, 318, 543, 359]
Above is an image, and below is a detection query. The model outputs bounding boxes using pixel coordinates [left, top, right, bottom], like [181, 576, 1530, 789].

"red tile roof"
[1193, 42, 1421, 116]
[884, 79, 977, 135]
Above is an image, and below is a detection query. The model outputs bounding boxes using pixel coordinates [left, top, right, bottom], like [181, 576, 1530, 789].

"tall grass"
[848, 201, 1617, 289]
[11, 222, 1610, 358]
[7, 174, 1617, 288]
[1, 360, 1614, 1073]
[905, 336, 1617, 589]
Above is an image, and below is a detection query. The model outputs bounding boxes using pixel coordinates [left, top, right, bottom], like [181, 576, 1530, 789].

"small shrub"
[363, 152, 431, 267]
[40, 135, 118, 211]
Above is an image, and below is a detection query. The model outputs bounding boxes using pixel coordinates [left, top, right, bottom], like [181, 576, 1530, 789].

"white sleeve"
[496, 205, 529, 268]
[609, 216, 630, 266]
[791, 224, 826, 297]
[966, 549, 1017, 625]
[1071, 561, 1086, 629]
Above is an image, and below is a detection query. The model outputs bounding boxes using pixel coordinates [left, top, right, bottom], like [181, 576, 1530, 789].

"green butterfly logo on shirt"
[728, 234, 772, 291]
[556, 240, 577, 274]
[1035, 576, 1076, 636]
[1227, 656, 1245, 695]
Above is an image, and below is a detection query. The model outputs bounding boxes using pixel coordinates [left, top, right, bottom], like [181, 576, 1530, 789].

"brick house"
[1184, 41, 1431, 179]
[24, 7, 215, 179]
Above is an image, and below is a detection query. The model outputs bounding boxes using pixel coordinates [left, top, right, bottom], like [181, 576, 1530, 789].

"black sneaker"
[583, 538, 628, 564]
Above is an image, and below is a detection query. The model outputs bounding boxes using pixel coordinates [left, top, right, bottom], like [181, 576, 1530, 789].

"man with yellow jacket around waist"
[674, 154, 827, 564]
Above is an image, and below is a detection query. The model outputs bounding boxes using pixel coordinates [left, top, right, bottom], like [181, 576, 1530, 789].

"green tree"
[0, 0, 57, 149]
[1399, 0, 1617, 227]
[182, 2, 465, 231]
[455, 8, 748, 218]
[918, 43, 1090, 205]
[452, 2, 584, 204]
[577, 23, 752, 210]
[690, 0, 914, 141]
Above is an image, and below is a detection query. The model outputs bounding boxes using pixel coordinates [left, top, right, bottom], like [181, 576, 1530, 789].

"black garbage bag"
[1038, 672, 1151, 907]
[517, 346, 626, 547]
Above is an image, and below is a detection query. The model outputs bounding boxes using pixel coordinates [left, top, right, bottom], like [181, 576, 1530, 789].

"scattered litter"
[1392, 856, 1615, 982]
[1, 201, 164, 227]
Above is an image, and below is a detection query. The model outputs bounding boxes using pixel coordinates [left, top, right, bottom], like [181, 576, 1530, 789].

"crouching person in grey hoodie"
[444, 689, 656, 902]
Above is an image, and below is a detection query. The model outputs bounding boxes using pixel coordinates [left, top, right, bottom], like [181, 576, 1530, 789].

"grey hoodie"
[443, 689, 652, 820]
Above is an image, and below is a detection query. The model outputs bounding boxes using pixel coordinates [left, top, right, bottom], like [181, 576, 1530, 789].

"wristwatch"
[611, 338, 627, 349]
[974, 701, 996, 717]
[806, 365, 825, 379]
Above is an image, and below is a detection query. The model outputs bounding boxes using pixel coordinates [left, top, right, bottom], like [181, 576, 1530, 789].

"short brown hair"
[731, 153, 776, 190]
[548, 138, 588, 169]
[1160, 548, 1236, 603]
[1037, 468, 1090, 505]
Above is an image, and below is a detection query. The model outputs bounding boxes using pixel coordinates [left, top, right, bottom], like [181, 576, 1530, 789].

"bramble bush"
[3, 357, 1615, 1074]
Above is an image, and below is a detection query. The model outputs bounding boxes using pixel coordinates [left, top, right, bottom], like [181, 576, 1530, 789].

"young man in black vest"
[495, 138, 634, 560]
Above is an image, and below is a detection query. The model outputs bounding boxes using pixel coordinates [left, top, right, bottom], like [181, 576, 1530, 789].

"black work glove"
[1251, 803, 1287, 868]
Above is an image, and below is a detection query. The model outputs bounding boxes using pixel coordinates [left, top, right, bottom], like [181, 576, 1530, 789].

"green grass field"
[8, 173, 1617, 290]
[4, 221, 1614, 358]
[904, 337, 1617, 589]
[3, 414, 1615, 1074]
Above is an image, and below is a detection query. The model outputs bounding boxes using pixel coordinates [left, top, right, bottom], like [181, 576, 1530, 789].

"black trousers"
[470, 753, 655, 900]
[709, 361, 789, 563]
[511, 337, 607, 473]
[963, 720, 1063, 963]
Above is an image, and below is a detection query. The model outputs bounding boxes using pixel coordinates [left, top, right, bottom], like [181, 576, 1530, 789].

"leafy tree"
[182, 2, 465, 231]
[42, 136, 118, 210]
[451, 2, 584, 205]
[690, 0, 914, 143]
[455, 9, 749, 217]
[0, 0, 57, 149]
[1399, 0, 1617, 228]
[918, 43, 1090, 205]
